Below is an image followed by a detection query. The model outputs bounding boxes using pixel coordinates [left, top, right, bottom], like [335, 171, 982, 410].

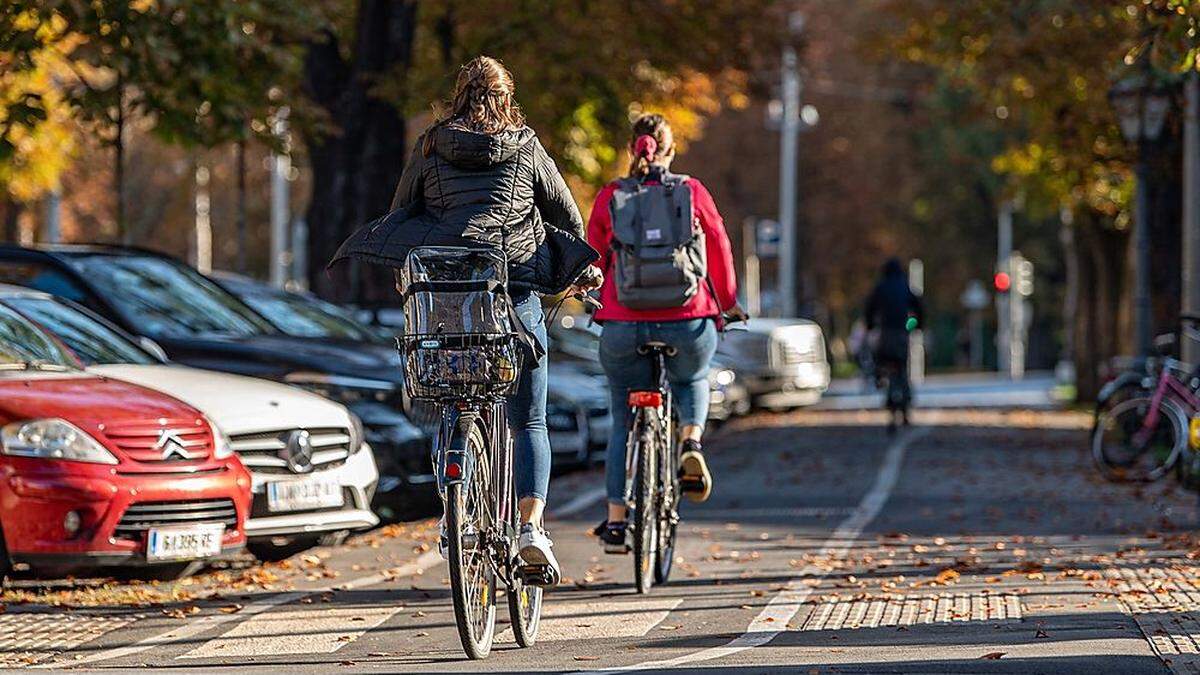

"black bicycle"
[619, 317, 745, 594]
[396, 246, 546, 659]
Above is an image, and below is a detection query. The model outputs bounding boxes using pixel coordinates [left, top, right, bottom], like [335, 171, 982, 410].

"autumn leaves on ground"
[1, 408, 1194, 672]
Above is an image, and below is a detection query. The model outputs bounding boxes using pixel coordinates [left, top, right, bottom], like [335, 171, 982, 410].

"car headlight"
[211, 425, 234, 460]
[546, 403, 578, 432]
[348, 412, 365, 454]
[1, 418, 118, 465]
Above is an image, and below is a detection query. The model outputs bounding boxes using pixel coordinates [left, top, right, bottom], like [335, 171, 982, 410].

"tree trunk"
[1072, 221, 1129, 401]
[0, 198, 20, 243]
[115, 81, 127, 244]
[302, 0, 417, 303]
[236, 137, 248, 273]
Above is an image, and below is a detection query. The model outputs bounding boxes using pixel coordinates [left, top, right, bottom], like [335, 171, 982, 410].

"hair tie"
[633, 134, 657, 160]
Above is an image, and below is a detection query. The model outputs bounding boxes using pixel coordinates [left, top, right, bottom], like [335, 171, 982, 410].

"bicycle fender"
[434, 411, 474, 490]
[1097, 372, 1150, 409]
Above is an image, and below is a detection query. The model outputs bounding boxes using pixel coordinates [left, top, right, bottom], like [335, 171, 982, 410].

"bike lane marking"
[179, 606, 403, 658]
[574, 426, 929, 673]
[34, 550, 443, 668]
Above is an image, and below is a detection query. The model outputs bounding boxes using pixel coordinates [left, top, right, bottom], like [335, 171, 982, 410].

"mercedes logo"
[281, 429, 314, 473]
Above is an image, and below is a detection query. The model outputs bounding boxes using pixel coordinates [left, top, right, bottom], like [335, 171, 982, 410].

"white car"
[0, 286, 379, 558]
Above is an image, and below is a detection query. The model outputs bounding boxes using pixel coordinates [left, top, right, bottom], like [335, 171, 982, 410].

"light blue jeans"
[598, 319, 717, 506]
[509, 292, 550, 502]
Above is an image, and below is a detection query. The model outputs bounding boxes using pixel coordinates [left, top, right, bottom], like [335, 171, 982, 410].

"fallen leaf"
[219, 604, 243, 614]
[574, 656, 600, 661]
[980, 652, 1006, 660]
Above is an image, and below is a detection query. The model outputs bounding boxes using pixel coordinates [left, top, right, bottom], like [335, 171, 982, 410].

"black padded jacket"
[330, 124, 598, 295]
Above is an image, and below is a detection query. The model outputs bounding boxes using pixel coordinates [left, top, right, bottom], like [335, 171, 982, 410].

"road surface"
[3, 408, 1198, 673]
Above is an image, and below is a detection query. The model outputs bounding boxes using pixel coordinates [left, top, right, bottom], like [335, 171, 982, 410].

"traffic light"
[994, 271, 1011, 293]
[1014, 256, 1034, 296]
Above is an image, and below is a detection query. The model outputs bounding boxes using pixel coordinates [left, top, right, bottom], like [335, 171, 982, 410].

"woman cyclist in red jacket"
[586, 113, 746, 550]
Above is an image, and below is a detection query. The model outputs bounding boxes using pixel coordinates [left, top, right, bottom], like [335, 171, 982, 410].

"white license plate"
[147, 523, 225, 561]
[267, 477, 344, 512]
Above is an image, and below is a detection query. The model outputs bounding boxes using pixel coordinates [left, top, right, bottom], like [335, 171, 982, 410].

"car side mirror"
[137, 336, 170, 363]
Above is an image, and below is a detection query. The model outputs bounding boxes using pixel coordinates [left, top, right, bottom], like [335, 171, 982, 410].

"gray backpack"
[607, 172, 707, 309]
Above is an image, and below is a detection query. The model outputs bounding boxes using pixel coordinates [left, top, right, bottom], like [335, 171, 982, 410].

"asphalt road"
[6, 408, 1200, 674]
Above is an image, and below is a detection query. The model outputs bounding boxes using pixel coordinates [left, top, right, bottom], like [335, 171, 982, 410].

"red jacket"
[586, 176, 738, 323]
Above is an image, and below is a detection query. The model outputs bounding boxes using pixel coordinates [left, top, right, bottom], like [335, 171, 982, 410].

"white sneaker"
[518, 523, 561, 586]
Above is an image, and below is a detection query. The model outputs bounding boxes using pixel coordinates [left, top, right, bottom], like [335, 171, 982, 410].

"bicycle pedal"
[604, 543, 631, 555]
[517, 564, 559, 587]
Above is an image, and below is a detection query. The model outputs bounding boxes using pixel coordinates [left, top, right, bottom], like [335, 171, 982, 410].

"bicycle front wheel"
[446, 427, 496, 659]
[1092, 396, 1185, 483]
[632, 409, 659, 594]
[507, 577, 543, 647]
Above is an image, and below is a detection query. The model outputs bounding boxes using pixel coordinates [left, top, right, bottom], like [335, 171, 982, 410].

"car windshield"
[6, 296, 157, 366]
[0, 303, 79, 369]
[63, 255, 275, 339]
[239, 290, 383, 342]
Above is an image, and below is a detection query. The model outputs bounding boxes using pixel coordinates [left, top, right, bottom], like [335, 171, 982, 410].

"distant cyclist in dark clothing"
[864, 258, 924, 430]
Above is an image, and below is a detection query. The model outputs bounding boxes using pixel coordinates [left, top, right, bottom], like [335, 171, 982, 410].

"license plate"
[147, 523, 224, 561]
[267, 476, 344, 512]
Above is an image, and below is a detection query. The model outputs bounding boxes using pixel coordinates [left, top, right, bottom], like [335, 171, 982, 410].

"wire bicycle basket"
[397, 246, 523, 401]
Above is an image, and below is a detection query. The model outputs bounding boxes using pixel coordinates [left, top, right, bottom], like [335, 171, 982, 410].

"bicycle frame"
[435, 396, 519, 584]
[625, 349, 674, 496]
[1142, 364, 1200, 430]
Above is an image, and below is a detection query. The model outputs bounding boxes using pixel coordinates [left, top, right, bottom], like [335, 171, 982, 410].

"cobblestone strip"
[0, 613, 138, 667]
[1108, 565, 1200, 674]
[796, 591, 1022, 631]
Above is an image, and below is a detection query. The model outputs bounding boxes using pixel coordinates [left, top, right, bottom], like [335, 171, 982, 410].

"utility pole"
[194, 164, 212, 274]
[1184, 72, 1200, 365]
[43, 189, 61, 243]
[777, 11, 803, 318]
[996, 199, 1014, 375]
[742, 218, 761, 317]
[270, 107, 292, 288]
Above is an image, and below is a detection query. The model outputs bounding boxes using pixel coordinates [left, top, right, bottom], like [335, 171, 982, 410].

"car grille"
[250, 487, 357, 518]
[774, 335, 824, 366]
[229, 427, 352, 475]
[114, 498, 238, 538]
[102, 420, 213, 464]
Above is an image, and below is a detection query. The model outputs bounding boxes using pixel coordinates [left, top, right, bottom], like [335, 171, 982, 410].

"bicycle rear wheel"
[446, 427, 496, 659]
[1092, 396, 1185, 483]
[632, 409, 659, 595]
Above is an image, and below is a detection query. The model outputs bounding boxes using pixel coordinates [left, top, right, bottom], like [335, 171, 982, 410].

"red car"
[0, 303, 250, 577]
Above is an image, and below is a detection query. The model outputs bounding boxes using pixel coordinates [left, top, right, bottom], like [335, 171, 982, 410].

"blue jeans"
[599, 319, 717, 506]
[508, 292, 551, 502]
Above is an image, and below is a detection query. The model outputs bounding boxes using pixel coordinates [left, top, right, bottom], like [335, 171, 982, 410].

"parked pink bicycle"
[1092, 316, 1200, 483]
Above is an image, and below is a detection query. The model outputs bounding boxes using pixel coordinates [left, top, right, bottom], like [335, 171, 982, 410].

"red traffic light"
[994, 271, 1011, 293]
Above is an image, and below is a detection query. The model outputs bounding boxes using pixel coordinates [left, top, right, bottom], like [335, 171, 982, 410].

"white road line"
[498, 598, 683, 643]
[33, 592, 305, 669]
[555, 485, 606, 519]
[577, 426, 929, 673]
[37, 550, 444, 668]
[180, 606, 402, 658]
[688, 506, 856, 519]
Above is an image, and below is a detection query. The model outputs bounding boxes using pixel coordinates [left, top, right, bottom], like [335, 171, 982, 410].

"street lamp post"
[1109, 71, 1170, 356]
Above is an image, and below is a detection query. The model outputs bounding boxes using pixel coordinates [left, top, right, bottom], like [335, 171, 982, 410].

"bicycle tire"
[654, 426, 680, 585]
[1092, 396, 1186, 483]
[507, 418, 542, 648]
[446, 427, 496, 659]
[507, 578, 543, 647]
[632, 409, 658, 595]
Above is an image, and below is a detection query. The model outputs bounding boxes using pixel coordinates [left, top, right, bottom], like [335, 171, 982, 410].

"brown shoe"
[680, 441, 712, 503]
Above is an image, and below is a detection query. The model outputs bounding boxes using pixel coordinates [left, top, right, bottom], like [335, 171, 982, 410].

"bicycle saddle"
[637, 341, 678, 356]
